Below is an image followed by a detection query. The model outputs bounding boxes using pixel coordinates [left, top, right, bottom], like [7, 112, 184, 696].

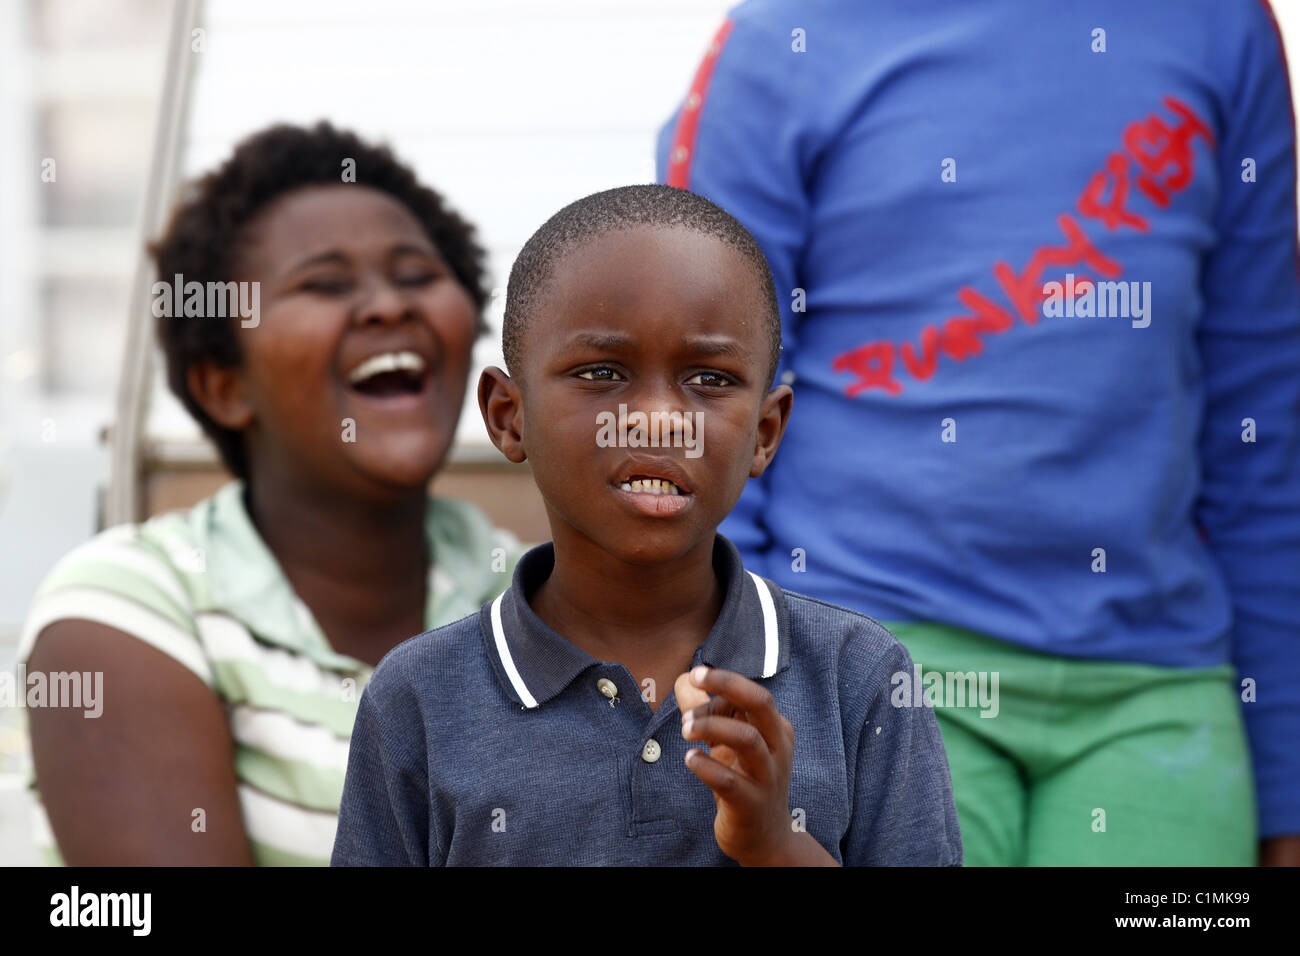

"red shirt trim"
[665, 18, 736, 190]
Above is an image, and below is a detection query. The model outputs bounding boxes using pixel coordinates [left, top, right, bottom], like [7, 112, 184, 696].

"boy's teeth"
[619, 478, 681, 495]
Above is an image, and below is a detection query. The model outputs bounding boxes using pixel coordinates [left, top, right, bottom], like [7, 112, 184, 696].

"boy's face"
[480, 224, 792, 565]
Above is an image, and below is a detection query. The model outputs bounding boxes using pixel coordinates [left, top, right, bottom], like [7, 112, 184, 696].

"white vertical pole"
[105, 0, 204, 527]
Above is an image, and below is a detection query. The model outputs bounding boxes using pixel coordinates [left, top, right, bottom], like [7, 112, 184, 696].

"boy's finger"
[679, 692, 741, 725]
[684, 747, 761, 806]
[688, 666, 789, 756]
[681, 714, 774, 783]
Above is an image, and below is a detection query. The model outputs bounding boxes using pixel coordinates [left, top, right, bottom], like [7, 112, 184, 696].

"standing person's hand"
[676, 666, 837, 866]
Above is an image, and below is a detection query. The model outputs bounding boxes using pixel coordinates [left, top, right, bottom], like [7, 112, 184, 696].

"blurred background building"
[0, 0, 736, 865]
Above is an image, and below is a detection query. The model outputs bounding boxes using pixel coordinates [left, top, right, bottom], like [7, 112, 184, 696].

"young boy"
[330, 184, 963, 866]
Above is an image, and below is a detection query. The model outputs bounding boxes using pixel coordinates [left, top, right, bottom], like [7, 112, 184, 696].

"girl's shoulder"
[15, 490, 223, 685]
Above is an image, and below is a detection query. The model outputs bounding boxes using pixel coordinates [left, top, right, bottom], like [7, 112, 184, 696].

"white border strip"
[747, 571, 779, 678]
[490, 592, 538, 708]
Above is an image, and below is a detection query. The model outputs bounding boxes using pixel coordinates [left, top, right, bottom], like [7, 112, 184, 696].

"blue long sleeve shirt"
[656, 0, 1300, 838]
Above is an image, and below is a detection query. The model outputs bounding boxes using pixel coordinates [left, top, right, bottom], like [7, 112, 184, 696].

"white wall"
[149, 0, 740, 449]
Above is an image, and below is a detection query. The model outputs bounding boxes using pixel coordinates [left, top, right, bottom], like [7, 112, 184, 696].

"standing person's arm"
[656, 13, 816, 564]
[1196, 0, 1300, 866]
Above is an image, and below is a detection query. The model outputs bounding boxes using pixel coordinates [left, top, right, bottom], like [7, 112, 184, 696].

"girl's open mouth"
[348, 350, 427, 394]
[345, 350, 432, 407]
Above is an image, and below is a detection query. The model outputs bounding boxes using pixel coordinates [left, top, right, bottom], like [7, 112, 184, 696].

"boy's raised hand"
[675, 666, 838, 866]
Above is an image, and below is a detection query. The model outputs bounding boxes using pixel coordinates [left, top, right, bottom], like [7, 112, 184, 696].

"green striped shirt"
[16, 479, 523, 865]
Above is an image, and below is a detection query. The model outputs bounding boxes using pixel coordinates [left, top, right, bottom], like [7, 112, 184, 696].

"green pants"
[885, 621, 1257, 866]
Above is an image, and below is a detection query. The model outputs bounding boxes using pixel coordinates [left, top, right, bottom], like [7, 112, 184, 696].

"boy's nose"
[625, 388, 696, 444]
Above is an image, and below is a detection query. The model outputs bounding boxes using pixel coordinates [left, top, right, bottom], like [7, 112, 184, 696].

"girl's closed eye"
[301, 275, 354, 295]
[391, 255, 446, 287]
[394, 270, 438, 287]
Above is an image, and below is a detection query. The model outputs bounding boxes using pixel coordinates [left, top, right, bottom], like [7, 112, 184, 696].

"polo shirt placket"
[481, 536, 790, 844]
[332, 532, 964, 866]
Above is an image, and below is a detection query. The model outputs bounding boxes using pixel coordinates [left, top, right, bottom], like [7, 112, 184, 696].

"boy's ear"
[186, 361, 254, 431]
[478, 366, 527, 463]
[750, 383, 793, 479]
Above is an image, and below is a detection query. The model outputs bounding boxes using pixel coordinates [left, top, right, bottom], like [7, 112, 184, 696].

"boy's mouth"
[617, 475, 684, 496]
[610, 461, 694, 517]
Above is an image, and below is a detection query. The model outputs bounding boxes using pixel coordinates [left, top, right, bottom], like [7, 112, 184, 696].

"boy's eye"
[576, 367, 625, 382]
[685, 371, 733, 387]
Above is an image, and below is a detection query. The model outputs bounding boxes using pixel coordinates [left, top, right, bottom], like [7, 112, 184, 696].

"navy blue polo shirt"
[331, 534, 963, 866]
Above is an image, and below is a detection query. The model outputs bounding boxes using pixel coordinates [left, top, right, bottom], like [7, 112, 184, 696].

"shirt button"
[596, 678, 618, 700]
[641, 739, 662, 763]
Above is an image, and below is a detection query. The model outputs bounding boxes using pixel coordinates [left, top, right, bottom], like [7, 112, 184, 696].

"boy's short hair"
[503, 184, 782, 389]
[148, 121, 491, 482]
